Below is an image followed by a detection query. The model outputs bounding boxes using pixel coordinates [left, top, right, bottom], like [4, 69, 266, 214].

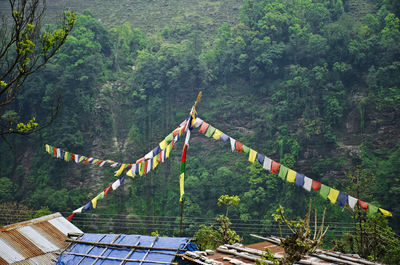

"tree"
[0, 0, 75, 136]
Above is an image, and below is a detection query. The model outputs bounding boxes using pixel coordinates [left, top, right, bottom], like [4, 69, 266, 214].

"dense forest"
[1, 0, 400, 262]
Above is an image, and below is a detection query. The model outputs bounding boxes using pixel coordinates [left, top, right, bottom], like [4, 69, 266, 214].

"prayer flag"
[79, 156, 86, 163]
[112, 179, 121, 190]
[152, 146, 160, 156]
[193, 117, 204, 128]
[45, 144, 50, 153]
[114, 164, 127, 177]
[165, 133, 173, 143]
[83, 201, 92, 211]
[359, 200, 368, 211]
[73, 207, 83, 214]
[257, 153, 265, 164]
[367, 204, 378, 217]
[320, 184, 330, 199]
[139, 161, 144, 176]
[100, 161, 106, 167]
[153, 156, 159, 169]
[57, 148, 61, 158]
[230, 138, 236, 152]
[95, 191, 105, 200]
[303, 176, 312, 191]
[159, 139, 167, 150]
[71, 153, 76, 161]
[199, 122, 209, 133]
[205, 125, 216, 138]
[287, 169, 296, 183]
[337, 192, 348, 207]
[328, 188, 339, 204]
[166, 143, 172, 158]
[348, 196, 358, 210]
[236, 141, 243, 152]
[295, 173, 305, 187]
[379, 208, 392, 217]
[146, 159, 152, 173]
[278, 165, 288, 180]
[249, 149, 257, 163]
[145, 151, 153, 160]
[263, 157, 272, 171]
[213, 129, 223, 140]
[162, 148, 166, 162]
[271, 161, 280, 174]
[64, 152, 70, 161]
[48, 145, 54, 156]
[312, 180, 321, 191]
[220, 133, 229, 143]
[67, 212, 76, 221]
[104, 185, 112, 196]
[180, 172, 185, 201]
[136, 157, 145, 163]
[242, 145, 250, 154]
[91, 197, 98, 209]
[144, 160, 148, 174]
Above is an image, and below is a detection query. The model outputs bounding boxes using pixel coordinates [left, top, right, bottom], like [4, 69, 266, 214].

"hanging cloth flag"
[159, 139, 167, 150]
[287, 169, 296, 183]
[67, 212, 76, 221]
[263, 157, 272, 171]
[205, 125, 216, 138]
[199, 122, 209, 134]
[358, 200, 368, 211]
[337, 192, 348, 207]
[45, 144, 51, 153]
[320, 184, 330, 199]
[112, 178, 121, 190]
[91, 197, 98, 209]
[312, 180, 321, 191]
[295, 173, 305, 187]
[367, 204, 378, 217]
[179, 118, 192, 202]
[166, 143, 172, 158]
[327, 188, 340, 204]
[257, 153, 264, 164]
[83, 201, 93, 211]
[115, 164, 127, 177]
[145, 151, 154, 160]
[303, 176, 312, 191]
[379, 208, 392, 217]
[242, 145, 250, 154]
[193, 117, 203, 128]
[278, 165, 288, 180]
[104, 185, 112, 196]
[249, 149, 257, 163]
[165, 133, 174, 143]
[73, 206, 84, 214]
[235, 141, 243, 152]
[271, 161, 280, 174]
[213, 129, 223, 140]
[348, 195, 358, 210]
[220, 133, 229, 143]
[230, 138, 236, 152]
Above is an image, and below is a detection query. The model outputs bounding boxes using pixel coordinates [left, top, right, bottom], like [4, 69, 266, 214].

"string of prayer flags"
[179, 117, 193, 202]
[196, 118, 392, 218]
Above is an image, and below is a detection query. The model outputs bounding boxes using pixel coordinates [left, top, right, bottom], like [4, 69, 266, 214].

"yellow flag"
[166, 143, 172, 158]
[64, 152, 68, 161]
[45, 144, 50, 153]
[139, 162, 144, 176]
[91, 197, 97, 209]
[249, 149, 257, 163]
[179, 173, 185, 202]
[126, 170, 133, 177]
[114, 164, 127, 177]
[79, 156, 86, 163]
[212, 129, 223, 140]
[379, 208, 392, 217]
[153, 156, 159, 169]
[159, 139, 167, 150]
[287, 169, 296, 182]
[328, 188, 340, 204]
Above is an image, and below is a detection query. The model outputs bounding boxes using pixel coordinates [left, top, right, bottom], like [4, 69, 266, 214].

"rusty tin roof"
[0, 212, 83, 265]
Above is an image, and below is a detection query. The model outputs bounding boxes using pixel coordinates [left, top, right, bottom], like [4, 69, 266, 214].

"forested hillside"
[1, 0, 400, 260]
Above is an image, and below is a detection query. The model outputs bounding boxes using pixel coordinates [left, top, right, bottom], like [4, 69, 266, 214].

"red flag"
[199, 122, 209, 134]
[271, 161, 280, 174]
[70, 153, 76, 160]
[312, 180, 322, 191]
[358, 200, 368, 210]
[83, 158, 90, 164]
[181, 145, 188, 163]
[144, 160, 148, 174]
[136, 157, 145, 163]
[52, 147, 57, 157]
[236, 141, 243, 152]
[104, 184, 112, 195]
[67, 212, 76, 221]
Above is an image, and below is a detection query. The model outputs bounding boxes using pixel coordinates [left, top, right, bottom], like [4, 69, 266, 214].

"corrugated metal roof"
[0, 212, 83, 265]
[56, 233, 196, 265]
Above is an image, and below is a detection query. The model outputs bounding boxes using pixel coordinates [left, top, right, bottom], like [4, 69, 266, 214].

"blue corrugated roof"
[56, 233, 195, 265]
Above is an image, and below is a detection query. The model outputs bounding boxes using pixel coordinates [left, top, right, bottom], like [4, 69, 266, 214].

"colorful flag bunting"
[379, 208, 392, 217]
[320, 184, 330, 199]
[278, 165, 289, 180]
[213, 129, 223, 140]
[328, 188, 340, 204]
[249, 149, 257, 163]
[348, 195, 358, 210]
[220, 133, 229, 143]
[230, 138, 236, 152]
[368, 204, 378, 217]
[91, 197, 98, 209]
[205, 125, 216, 138]
[257, 153, 264, 164]
[263, 157, 272, 171]
[271, 161, 280, 174]
[199, 122, 209, 133]
[159, 139, 167, 150]
[359, 200, 368, 211]
[67, 212, 76, 221]
[303, 176, 312, 191]
[112, 179, 121, 190]
[312, 180, 321, 191]
[242, 145, 250, 154]
[236, 141, 243, 152]
[337, 192, 348, 207]
[104, 185, 112, 196]
[179, 118, 192, 201]
[193, 118, 203, 128]
[287, 169, 296, 183]
[295, 173, 305, 187]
